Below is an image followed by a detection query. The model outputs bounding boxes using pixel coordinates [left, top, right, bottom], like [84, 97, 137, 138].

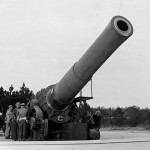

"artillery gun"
[27, 16, 133, 140]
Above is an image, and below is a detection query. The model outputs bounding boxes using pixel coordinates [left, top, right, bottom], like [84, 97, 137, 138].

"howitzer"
[28, 16, 133, 140]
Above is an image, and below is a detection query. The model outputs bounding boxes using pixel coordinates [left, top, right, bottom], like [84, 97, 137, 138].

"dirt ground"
[0, 127, 150, 141]
[101, 128, 150, 140]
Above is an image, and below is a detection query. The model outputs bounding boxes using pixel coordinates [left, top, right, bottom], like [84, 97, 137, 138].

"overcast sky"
[0, 0, 150, 108]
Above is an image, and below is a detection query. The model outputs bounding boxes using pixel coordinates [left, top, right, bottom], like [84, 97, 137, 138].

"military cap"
[20, 103, 25, 106]
[15, 102, 20, 106]
[8, 105, 13, 108]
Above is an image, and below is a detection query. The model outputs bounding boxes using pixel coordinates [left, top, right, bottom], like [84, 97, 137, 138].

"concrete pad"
[1, 130, 150, 150]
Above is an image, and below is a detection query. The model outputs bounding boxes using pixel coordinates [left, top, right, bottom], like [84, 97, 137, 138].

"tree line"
[1, 83, 150, 128]
[89, 105, 150, 128]
[0, 83, 33, 114]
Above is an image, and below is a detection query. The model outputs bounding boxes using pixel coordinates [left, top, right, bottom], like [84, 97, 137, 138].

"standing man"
[5, 105, 13, 139]
[17, 103, 27, 141]
[93, 110, 102, 130]
[10, 102, 20, 140]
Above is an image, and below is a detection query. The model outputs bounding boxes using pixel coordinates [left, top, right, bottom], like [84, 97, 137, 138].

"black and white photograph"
[0, 0, 150, 150]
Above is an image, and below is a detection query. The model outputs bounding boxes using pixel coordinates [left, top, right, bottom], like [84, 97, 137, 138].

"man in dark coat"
[93, 110, 102, 130]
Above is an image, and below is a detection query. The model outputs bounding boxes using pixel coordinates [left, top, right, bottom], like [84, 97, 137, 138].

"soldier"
[92, 110, 102, 130]
[17, 103, 27, 141]
[5, 105, 13, 139]
[10, 102, 20, 140]
[86, 111, 94, 128]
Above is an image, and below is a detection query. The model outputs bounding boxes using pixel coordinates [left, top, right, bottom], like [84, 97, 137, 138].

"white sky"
[0, 0, 150, 108]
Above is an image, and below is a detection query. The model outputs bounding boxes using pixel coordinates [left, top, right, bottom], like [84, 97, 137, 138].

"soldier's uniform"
[10, 102, 20, 140]
[5, 105, 13, 139]
[17, 103, 27, 141]
[93, 110, 102, 130]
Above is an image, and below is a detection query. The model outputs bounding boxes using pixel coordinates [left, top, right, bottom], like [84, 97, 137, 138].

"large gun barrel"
[43, 16, 133, 111]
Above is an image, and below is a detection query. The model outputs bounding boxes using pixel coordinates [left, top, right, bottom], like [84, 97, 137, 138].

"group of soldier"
[85, 110, 102, 130]
[4, 102, 27, 141]
[3, 100, 102, 141]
